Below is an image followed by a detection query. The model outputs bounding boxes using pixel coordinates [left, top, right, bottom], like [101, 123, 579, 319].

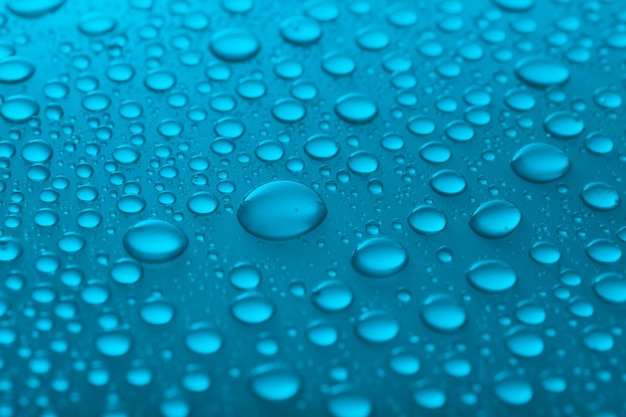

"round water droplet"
[0, 57, 35, 83]
[78, 13, 116, 36]
[407, 116, 436, 135]
[306, 319, 338, 346]
[123, 220, 189, 263]
[515, 56, 570, 88]
[0, 237, 22, 262]
[580, 182, 620, 211]
[229, 263, 261, 290]
[505, 327, 544, 357]
[237, 180, 327, 240]
[466, 260, 517, 293]
[230, 292, 274, 324]
[355, 310, 399, 343]
[510, 143, 570, 183]
[271, 98, 306, 123]
[529, 241, 561, 265]
[586, 239, 622, 264]
[584, 133, 613, 155]
[187, 192, 219, 215]
[139, 299, 176, 325]
[334, 93, 378, 124]
[110, 258, 143, 285]
[494, 376, 533, 405]
[280, 16, 322, 45]
[304, 134, 340, 160]
[429, 169, 467, 196]
[504, 88, 536, 111]
[414, 387, 446, 409]
[389, 348, 420, 375]
[250, 363, 300, 401]
[144, 70, 176, 91]
[184, 326, 223, 354]
[582, 327, 614, 352]
[326, 386, 372, 417]
[346, 151, 379, 175]
[419, 141, 451, 164]
[592, 273, 626, 304]
[421, 295, 467, 332]
[543, 111, 584, 138]
[22, 139, 52, 163]
[210, 29, 260, 62]
[312, 280, 353, 312]
[351, 237, 408, 278]
[1, 95, 39, 123]
[408, 205, 447, 235]
[95, 331, 132, 357]
[469, 200, 522, 239]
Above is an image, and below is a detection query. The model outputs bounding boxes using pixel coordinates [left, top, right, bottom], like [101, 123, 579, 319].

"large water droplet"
[469, 200, 522, 239]
[351, 237, 408, 278]
[123, 220, 189, 263]
[408, 205, 447, 235]
[510, 143, 570, 183]
[515, 56, 570, 88]
[7, 0, 66, 17]
[230, 292, 274, 324]
[592, 273, 626, 304]
[237, 180, 327, 240]
[249, 363, 301, 401]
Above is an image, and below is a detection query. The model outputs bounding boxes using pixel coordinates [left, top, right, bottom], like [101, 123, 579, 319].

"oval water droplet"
[580, 182, 620, 211]
[351, 237, 408, 278]
[543, 111, 584, 138]
[420, 295, 467, 332]
[466, 260, 517, 293]
[0, 57, 35, 83]
[237, 180, 327, 240]
[408, 205, 447, 235]
[230, 292, 274, 324]
[515, 56, 570, 88]
[210, 28, 260, 62]
[469, 200, 522, 239]
[355, 311, 399, 344]
[334, 93, 378, 124]
[1, 95, 39, 123]
[123, 220, 189, 263]
[510, 143, 570, 183]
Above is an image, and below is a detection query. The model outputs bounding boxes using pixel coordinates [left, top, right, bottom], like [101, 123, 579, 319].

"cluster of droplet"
[1, 0, 626, 416]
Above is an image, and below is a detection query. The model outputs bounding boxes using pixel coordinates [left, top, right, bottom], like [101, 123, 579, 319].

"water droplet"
[250, 364, 301, 401]
[334, 93, 378, 124]
[466, 260, 517, 293]
[0, 95, 39, 123]
[515, 56, 570, 88]
[312, 280, 353, 312]
[510, 143, 570, 183]
[494, 375, 533, 405]
[230, 292, 274, 324]
[210, 28, 260, 62]
[408, 205, 447, 235]
[543, 111, 584, 138]
[326, 386, 372, 417]
[429, 169, 467, 196]
[229, 263, 262, 290]
[271, 98, 306, 122]
[184, 325, 224, 354]
[304, 134, 340, 160]
[123, 220, 189, 263]
[505, 327, 544, 357]
[7, 0, 66, 17]
[280, 16, 322, 45]
[139, 299, 176, 325]
[586, 239, 622, 264]
[0, 237, 22, 262]
[355, 310, 399, 343]
[469, 200, 522, 239]
[0, 57, 35, 83]
[95, 331, 132, 357]
[420, 295, 467, 332]
[346, 151, 379, 175]
[592, 273, 626, 304]
[186, 192, 219, 215]
[580, 182, 620, 211]
[237, 180, 327, 240]
[351, 237, 408, 278]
